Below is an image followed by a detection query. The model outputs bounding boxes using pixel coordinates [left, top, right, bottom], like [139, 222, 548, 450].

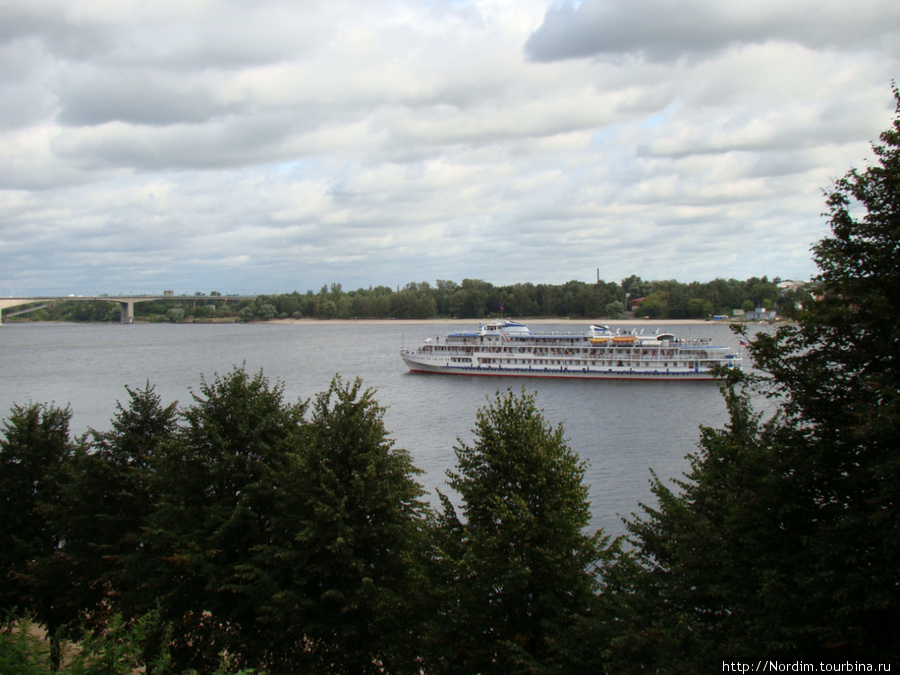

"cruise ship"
[400, 320, 740, 380]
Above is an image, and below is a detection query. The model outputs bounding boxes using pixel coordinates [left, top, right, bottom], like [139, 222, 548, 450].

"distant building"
[744, 307, 777, 321]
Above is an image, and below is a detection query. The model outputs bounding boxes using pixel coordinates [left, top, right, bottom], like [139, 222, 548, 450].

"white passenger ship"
[401, 320, 740, 380]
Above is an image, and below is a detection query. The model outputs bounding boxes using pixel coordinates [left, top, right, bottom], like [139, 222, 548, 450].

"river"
[0, 320, 743, 538]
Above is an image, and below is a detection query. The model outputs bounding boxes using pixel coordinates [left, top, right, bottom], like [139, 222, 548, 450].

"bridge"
[0, 295, 256, 325]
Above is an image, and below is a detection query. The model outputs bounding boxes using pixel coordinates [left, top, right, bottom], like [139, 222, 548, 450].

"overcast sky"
[2, 0, 898, 296]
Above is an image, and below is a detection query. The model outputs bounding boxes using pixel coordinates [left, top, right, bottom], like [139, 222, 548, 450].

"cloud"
[525, 0, 900, 63]
[57, 68, 240, 127]
[0, 0, 897, 296]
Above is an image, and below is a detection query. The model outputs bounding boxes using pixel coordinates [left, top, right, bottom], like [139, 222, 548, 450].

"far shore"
[4, 316, 766, 328]
[268, 317, 740, 327]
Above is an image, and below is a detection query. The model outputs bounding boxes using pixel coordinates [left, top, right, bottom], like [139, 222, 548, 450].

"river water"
[0, 321, 743, 538]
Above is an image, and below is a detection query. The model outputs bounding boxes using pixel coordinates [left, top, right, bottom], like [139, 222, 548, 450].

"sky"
[2, 0, 899, 296]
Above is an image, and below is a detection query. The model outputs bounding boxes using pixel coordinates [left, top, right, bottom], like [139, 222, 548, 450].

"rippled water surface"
[0, 321, 746, 537]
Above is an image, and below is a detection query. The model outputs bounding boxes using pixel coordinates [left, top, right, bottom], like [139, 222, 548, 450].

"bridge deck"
[0, 296, 256, 324]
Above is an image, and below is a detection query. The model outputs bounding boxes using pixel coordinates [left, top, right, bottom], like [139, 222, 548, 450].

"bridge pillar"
[119, 301, 135, 324]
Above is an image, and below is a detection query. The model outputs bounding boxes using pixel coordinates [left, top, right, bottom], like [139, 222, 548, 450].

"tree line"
[3, 88, 899, 672]
[1, 371, 611, 673]
[14, 274, 804, 324]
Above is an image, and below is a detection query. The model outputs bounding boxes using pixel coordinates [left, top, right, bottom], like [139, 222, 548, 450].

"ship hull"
[401, 354, 721, 380]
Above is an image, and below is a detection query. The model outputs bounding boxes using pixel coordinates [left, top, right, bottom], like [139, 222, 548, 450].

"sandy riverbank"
[268, 317, 725, 326]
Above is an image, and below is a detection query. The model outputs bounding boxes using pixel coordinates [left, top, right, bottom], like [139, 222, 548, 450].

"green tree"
[131, 369, 430, 673]
[608, 86, 900, 668]
[390, 285, 438, 319]
[604, 301, 625, 319]
[607, 386, 805, 671]
[256, 303, 277, 320]
[143, 367, 308, 672]
[287, 376, 430, 674]
[0, 610, 257, 675]
[685, 296, 712, 318]
[745, 83, 900, 657]
[64, 386, 180, 629]
[164, 307, 185, 323]
[435, 389, 610, 673]
[636, 291, 667, 318]
[0, 403, 77, 669]
[621, 275, 650, 299]
[318, 299, 337, 319]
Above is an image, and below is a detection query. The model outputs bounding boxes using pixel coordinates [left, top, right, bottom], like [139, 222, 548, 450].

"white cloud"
[0, 0, 897, 295]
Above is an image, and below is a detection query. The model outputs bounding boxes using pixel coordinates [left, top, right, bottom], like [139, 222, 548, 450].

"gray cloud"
[525, 0, 900, 62]
[0, 0, 897, 296]
[57, 68, 238, 126]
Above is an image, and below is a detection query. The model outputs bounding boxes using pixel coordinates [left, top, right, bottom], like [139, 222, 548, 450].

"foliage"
[0, 611, 259, 674]
[165, 307, 185, 323]
[256, 303, 277, 320]
[100, 368, 430, 673]
[0, 403, 78, 668]
[0, 614, 49, 674]
[9, 274, 793, 322]
[285, 376, 430, 674]
[605, 387, 809, 671]
[139, 367, 308, 671]
[604, 300, 625, 318]
[749, 85, 900, 658]
[73, 385, 180, 631]
[744, 83, 900, 657]
[435, 389, 611, 673]
[0, 369, 438, 673]
[606, 85, 900, 668]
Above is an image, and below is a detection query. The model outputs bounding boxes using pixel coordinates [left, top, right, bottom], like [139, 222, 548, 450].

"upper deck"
[441, 321, 728, 352]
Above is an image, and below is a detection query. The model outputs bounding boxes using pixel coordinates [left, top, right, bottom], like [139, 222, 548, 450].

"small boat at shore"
[400, 320, 740, 380]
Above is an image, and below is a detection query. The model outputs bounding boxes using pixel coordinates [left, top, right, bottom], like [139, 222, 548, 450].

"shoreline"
[5, 317, 758, 327]
[267, 317, 733, 326]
